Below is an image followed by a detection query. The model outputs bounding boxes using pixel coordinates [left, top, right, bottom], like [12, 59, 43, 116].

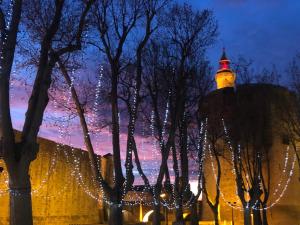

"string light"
[252, 152, 296, 211]
[207, 118, 298, 211]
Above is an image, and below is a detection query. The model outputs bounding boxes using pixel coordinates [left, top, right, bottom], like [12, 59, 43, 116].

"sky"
[8, 0, 300, 182]
[22, 0, 299, 148]
[185, 0, 300, 73]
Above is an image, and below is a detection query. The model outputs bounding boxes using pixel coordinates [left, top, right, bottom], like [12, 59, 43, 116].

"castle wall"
[200, 84, 300, 225]
[267, 138, 300, 225]
[0, 136, 112, 225]
[202, 153, 245, 224]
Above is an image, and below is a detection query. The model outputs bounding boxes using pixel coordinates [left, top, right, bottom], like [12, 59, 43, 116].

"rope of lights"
[208, 118, 297, 211]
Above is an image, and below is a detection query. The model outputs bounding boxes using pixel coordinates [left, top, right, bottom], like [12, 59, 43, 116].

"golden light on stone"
[215, 49, 236, 89]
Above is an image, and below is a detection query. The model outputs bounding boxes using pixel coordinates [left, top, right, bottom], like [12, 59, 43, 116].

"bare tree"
[227, 87, 275, 225]
[232, 56, 254, 85]
[202, 121, 224, 225]
[91, 1, 172, 224]
[285, 53, 300, 172]
[161, 4, 216, 225]
[45, 1, 170, 225]
[233, 56, 280, 86]
[255, 66, 280, 85]
[0, 1, 94, 224]
[141, 4, 217, 224]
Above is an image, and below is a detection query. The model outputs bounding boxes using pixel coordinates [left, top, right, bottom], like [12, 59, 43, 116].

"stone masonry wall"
[0, 135, 112, 225]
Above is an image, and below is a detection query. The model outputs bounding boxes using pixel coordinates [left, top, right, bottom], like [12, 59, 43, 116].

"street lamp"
[228, 202, 236, 225]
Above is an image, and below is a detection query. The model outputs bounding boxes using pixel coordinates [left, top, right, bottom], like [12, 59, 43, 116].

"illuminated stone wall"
[0, 136, 113, 225]
[200, 84, 300, 225]
[267, 138, 300, 225]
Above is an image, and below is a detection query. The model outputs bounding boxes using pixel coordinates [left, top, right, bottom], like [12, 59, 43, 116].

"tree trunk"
[108, 204, 123, 225]
[6, 159, 33, 225]
[253, 209, 262, 225]
[243, 207, 251, 225]
[213, 214, 219, 225]
[152, 204, 161, 225]
[213, 207, 219, 225]
[262, 208, 268, 225]
[111, 67, 124, 188]
[190, 201, 199, 225]
[173, 205, 185, 225]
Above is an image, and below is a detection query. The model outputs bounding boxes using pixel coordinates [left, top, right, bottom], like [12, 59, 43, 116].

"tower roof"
[220, 48, 228, 61]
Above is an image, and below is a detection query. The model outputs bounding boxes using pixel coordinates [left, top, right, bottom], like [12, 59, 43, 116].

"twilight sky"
[185, 0, 300, 73]
[9, 0, 300, 180]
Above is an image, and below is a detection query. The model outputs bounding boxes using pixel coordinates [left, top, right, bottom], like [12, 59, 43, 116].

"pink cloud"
[9, 79, 159, 161]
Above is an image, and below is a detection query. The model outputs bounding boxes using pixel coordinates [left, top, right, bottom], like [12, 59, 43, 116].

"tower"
[215, 49, 236, 89]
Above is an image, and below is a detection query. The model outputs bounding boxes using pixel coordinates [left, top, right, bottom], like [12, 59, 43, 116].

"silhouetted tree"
[0, 0, 94, 224]
[202, 119, 224, 225]
[142, 3, 217, 224]
[285, 53, 300, 172]
[228, 87, 275, 225]
[47, 1, 170, 224]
